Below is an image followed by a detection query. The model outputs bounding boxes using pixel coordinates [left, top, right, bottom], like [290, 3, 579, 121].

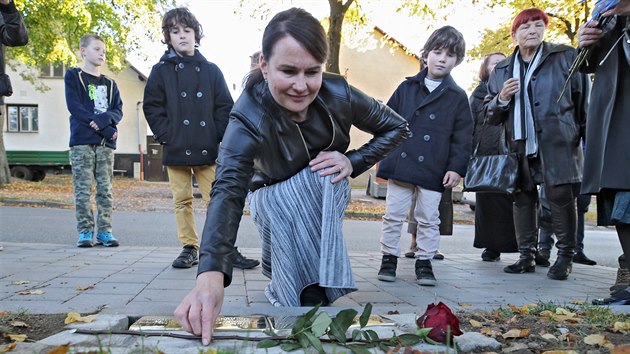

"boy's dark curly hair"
[161, 7, 203, 48]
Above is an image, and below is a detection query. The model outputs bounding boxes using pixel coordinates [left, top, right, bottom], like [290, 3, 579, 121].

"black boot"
[548, 255, 573, 280]
[504, 202, 537, 274]
[546, 192, 577, 280]
[377, 255, 398, 282]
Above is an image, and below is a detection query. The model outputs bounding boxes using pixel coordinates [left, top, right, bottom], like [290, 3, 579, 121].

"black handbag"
[463, 122, 519, 194]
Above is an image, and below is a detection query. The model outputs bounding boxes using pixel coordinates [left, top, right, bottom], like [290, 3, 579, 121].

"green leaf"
[292, 316, 306, 335]
[346, 343, 373, 354]
[416, 327, 433, 338]
[379, 342, 392, 352]
[359, 303, 372, 328]
[296, 333, 310, 348]
[332, 308, 358, 333]
[311, 311, 332, 337]
[256, 339, 280, 348]
[397, 333, 422, 346]
[280, 342, 303, 352]
[363, 329, 379, 342]
[304, 331, 325, 354]
[328, 320, 348, 344]
[352, 329, 362, 341]
[303, 304, 321, 322]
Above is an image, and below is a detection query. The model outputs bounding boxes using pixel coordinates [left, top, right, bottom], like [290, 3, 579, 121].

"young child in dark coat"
[143, 7, 259, 270]
[377, 26, 473, 286]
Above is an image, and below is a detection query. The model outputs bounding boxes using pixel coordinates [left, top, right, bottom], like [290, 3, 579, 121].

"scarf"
[512, 45, 543, 156]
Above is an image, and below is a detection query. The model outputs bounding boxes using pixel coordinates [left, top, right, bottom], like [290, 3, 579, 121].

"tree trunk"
[326, 0, 354, 74]
[0, 105, 10, 186]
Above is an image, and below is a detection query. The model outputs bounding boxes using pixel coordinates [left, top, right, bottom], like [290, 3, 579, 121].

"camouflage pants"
[70, 145, 114, 234]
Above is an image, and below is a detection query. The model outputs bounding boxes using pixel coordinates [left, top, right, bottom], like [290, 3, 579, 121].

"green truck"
[6, 150, 71, 181]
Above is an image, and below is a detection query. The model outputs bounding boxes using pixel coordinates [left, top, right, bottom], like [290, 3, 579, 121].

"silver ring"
[338, 166, 342, 172]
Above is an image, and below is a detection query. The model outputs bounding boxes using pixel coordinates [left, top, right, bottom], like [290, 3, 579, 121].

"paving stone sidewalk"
[0, 242, 622, 353]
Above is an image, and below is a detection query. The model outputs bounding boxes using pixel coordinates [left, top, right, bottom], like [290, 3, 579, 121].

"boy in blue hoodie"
[376, 26, 473, 286]
[64, 34, 123, 248]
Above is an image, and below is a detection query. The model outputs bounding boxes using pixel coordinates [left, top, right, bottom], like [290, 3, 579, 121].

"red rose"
[416, 302, 463, 343]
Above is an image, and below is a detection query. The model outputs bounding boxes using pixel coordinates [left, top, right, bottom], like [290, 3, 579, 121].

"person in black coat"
[0, 0, 28, 104]
[469, 52, 517, 262]
[0, 0, 28, 252]
[579, 0, 630, 304]
[143, 7, 258, 270]
[377, 26, 473, 287]
[174, 8, 408, 343]
[485, 8, 589, 280]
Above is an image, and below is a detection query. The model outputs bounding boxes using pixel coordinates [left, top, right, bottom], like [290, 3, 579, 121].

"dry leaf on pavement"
[480, 327, 502, 337]
[47, 343, 70, 354]
[7, 334, 27, 342]
[613, 321, 630, 331]
[9, 321, 28, 328]
[75, 285, 94, 291]
[612, 344, 630, 354]
[0, 343, 16, 353]
[502, 328, 530, 339]
[15, 290, 44, 295]
[64, 312, 97, 324]
[469, 319, 483, 327]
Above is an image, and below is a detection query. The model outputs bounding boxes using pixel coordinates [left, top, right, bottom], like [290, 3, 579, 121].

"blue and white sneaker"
[76, 231, 94, 248]
[96, 232, 119, 247]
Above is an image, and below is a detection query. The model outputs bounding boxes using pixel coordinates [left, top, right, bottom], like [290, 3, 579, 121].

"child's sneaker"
[377, 255, 398, 282]
[415, 259, 437, 286]
[96, 232, 119, 247]
[76, 231, 94, 248]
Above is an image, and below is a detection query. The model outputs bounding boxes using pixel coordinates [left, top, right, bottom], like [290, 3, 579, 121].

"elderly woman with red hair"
[484, 8, 590, 280]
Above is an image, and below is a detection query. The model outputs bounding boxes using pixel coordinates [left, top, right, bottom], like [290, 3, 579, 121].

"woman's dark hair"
[478, 52, 505, 82]
[245, 7, 329, 90]
[511, 8, 549, 34]
[162, 7, 204, 48]
[421, 25, 466, 65]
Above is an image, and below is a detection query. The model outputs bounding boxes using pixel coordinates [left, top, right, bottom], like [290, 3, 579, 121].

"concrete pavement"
[0, 240, 620, 317]
[1, 204, 628, 353]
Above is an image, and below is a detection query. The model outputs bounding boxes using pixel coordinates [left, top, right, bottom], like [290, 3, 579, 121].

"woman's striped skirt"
[248, 166, 357, 306]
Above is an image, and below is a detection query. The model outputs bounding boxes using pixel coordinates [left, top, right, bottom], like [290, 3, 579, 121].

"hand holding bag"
[463, 121, 519, 194]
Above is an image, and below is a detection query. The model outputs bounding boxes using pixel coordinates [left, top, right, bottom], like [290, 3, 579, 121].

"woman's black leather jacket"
[198, 73, 409, 286]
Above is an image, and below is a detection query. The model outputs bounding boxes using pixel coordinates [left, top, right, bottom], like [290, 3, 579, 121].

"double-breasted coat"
[377, 69, 473, 193]
[143, 49, 233, 166]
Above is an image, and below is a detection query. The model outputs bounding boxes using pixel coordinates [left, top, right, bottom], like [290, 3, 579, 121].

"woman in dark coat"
[579, 2, 630, 304]
[174, 8, 409, 343]
[470, 52, 517, 262]
[485, 8, 589, 280]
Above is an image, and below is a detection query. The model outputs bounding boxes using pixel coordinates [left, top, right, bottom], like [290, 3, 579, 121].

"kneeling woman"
[175, 7, 409, 342]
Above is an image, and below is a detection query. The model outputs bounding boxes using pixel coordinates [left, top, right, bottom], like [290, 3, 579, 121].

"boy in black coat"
[143, 7, 258, 269]
[377, 26, 473, 286]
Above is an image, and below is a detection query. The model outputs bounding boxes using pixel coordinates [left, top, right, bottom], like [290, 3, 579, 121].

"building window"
[6, 105, 38, 132]
[39, 63, 65, 78]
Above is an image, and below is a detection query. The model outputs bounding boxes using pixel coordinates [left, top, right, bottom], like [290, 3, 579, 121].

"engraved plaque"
[129, 315, 269, 332]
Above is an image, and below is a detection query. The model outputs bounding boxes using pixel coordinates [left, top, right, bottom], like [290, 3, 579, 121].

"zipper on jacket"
[293, 122, 310, 157]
